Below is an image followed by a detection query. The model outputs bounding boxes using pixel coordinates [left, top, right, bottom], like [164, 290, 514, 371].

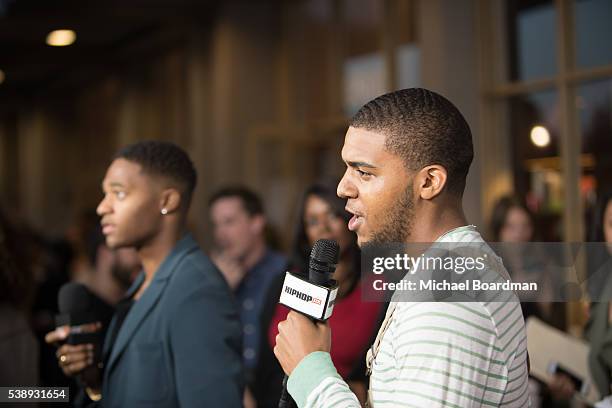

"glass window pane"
[343, 53, 386, 116]
[506, 0, 557, 81]
[578, 78, 612, 213]
[396, 44, 420, 90]
[575, 0, 612, 69]
[510, 89, 562, 240]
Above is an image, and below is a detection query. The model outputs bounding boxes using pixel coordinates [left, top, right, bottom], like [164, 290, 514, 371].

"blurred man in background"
[209, 187, 286, 386]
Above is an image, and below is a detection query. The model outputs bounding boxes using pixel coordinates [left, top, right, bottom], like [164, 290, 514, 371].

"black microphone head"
[57, 282, 113, 326]
[311, 239, 340, 264]
[58, 283, 93, 315]
[309, 239, 339, 285]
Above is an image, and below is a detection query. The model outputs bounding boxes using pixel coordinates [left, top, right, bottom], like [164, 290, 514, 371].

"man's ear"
[160, 188, 182, 214]
[250, 214, 266, 235]
[416, 165, 448, 200]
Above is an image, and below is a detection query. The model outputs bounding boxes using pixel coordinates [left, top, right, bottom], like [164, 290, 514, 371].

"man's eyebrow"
[346, 160, 377, 169]
[102, 181, 125, 190]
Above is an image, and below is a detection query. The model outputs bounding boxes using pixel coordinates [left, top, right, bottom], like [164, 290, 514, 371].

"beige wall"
[0, 2, 283, 248]
[0, 0, 493, 247]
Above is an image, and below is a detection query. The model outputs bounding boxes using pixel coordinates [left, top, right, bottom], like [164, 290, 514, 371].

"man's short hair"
[351, 88, 474, 196]
[208, 186, 264, 217]
[114, 140, 197, 210]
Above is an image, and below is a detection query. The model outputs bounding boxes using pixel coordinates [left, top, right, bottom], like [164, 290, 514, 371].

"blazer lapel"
[105, 277, 168, 374]
[104, 234, 200, 375]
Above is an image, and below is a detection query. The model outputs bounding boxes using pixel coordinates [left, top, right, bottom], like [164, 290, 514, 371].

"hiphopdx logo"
[285, 286, 322, 305]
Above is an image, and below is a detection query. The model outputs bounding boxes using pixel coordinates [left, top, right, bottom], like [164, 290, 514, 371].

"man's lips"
[101, 223, 115, 235]
[348, 214, 363, 232]
[345, 206, 364, 232]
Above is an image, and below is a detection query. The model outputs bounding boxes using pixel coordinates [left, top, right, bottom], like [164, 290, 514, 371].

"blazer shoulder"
[166, 249, 230, 296]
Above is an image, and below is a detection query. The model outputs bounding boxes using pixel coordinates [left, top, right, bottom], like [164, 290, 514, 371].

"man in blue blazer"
[47, 141, 244, 407]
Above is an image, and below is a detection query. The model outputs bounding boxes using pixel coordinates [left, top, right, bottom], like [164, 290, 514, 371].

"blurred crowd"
[1, 180, 611, 408]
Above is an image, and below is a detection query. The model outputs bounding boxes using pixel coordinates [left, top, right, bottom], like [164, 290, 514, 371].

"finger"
[64, 362, 81, 376]
[316, 321, 330, 332]
[277, 320, 288, 335]
[45, 326, 69, 344]
[275, 330, 287, 352]
[74, 322, 102, 333]
[59, 349, 92, 367]
[277, 329, 290, 349]
[274, 331, 292, 361]
[45, 332, 60, 345]
[57, 343, 93, 358]
[273, 343, 286, 364]
[57, 347, 93, 367]
[273, 344, 290, 375]
[66, 358, 92, 375]
[56, 345, 69, 359]
[288, 311, 307, 323]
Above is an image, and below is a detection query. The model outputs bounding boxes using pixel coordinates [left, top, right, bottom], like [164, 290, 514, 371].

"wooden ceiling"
[0, 0, 217, 107]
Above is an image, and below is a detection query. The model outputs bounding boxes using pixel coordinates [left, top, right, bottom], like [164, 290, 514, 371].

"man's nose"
[97, 195, 110, 216]
[337, 169, 356, 199]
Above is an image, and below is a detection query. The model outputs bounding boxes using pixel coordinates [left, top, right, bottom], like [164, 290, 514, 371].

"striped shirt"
[287, 226, 531, 407]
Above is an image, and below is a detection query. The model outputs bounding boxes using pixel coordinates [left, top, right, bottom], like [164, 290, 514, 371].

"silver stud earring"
[161, 208, 168, 215]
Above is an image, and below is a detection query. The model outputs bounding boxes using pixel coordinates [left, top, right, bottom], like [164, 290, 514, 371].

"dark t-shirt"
[103, 297, 134, 367]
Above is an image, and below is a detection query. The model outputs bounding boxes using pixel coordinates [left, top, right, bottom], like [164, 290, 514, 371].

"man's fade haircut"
[208, 186, 264, 217]
[114, 140, 197, 210]
[350, 88, 474, 196]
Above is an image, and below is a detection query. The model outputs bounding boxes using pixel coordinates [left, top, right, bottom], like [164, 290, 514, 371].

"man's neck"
[408, 205, 468, 243]
[139, 227, 185, 281]
[241, 238, 267, 272]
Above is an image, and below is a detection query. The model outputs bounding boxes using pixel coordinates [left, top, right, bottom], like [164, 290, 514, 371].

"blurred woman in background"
[253, 182, 383, 407]
[490, 195, 557, 325]
[491, 196, 562, 407]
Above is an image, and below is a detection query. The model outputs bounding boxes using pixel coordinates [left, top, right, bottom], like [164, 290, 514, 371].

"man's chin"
[105, 238, 118, 249]
[105, 236, 127, 250]
[356, 234, 370, 249]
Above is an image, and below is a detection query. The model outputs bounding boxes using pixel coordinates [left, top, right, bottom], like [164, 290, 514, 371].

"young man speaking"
[274, 89, 530, 407]
[47, 141, 244, 407]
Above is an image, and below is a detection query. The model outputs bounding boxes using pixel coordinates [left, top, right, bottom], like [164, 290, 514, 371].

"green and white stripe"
[287, 228, 531, 407]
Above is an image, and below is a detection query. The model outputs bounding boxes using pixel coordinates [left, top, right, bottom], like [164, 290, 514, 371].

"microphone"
[56, 282, 114, 346]
[278, 239, 340, 320]
[278, 239, 340, 408]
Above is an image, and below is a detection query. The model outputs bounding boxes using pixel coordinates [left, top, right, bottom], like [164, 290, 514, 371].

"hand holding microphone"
[46, 322, 101, 377]
[274, 239, 340, 407]
[45, 282, 113, 386]
[274, 310, 331, 375]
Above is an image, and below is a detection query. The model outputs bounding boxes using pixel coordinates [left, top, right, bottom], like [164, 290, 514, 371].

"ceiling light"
[530, 125, 551, 148]
[46, 29, 76, 47]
